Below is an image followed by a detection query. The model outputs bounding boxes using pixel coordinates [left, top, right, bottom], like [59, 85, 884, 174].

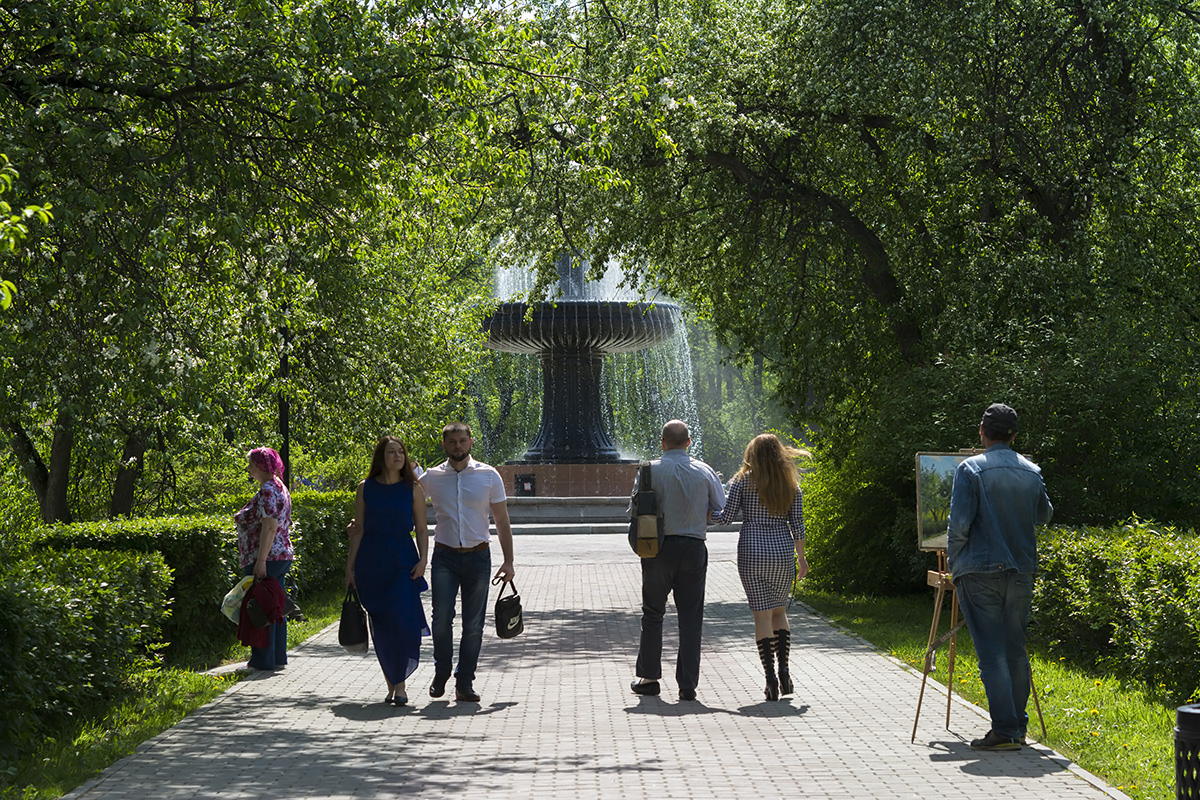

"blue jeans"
[954, 571, 1033, 739]
[430, 546, 491, 688]
[637, 536, 708, 692]
[242, 560, 292, 670]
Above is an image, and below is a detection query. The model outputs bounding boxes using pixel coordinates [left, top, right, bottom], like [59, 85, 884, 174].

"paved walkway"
[65, 533, 1131, 800]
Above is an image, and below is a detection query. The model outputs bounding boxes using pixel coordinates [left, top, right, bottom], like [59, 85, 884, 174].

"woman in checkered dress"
[715, 434, 809, 701]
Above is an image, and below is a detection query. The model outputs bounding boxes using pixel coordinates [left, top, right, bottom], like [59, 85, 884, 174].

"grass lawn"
[796, 588, 1176, 800]
[1, 583, 347, 800]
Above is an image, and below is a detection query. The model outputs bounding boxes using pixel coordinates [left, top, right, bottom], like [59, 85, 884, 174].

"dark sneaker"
[429, 674, 450, 698]
[970, 730, 1023, 751]
[630, 679, 661, 696]
[455, 686, 481, 702]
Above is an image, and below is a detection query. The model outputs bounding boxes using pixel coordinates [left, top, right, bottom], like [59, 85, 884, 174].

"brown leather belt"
[435, 542, 489, 553]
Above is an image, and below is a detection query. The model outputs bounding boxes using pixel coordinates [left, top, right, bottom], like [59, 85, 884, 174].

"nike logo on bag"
[506, 616, 521, 629]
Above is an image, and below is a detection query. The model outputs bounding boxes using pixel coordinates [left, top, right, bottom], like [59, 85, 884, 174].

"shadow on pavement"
[926, 739, 1075, 778]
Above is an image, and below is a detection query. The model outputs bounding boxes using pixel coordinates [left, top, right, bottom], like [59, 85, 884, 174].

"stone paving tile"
[63, 532, 1131, 800]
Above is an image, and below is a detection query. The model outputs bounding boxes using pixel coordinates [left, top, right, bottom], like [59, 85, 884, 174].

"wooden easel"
[911, 552, 963, 742]
[910, 550, 1048, 743]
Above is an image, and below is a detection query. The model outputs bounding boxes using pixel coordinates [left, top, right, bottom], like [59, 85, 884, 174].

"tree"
[490, 0, 1200, 589]
[0, 0, 525, 521]
[0, 154, 50, 308]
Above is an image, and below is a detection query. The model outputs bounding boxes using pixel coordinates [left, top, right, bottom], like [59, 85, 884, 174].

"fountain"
[483, 253, 688, 497]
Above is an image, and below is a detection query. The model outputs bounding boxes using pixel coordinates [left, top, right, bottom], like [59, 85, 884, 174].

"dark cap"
[981, 403, 1018, 439]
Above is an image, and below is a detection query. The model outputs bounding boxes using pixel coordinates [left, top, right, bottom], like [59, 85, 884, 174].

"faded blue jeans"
[430, 545, 491, 689]
[954, 570, 1033, 739]
[242, 559, 291, 670]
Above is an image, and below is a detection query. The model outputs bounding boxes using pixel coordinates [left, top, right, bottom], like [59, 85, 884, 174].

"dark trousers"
[636, 536, 708, 692]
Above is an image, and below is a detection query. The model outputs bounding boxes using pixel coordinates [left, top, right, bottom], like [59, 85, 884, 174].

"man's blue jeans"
[954, 570, 1033, 739]
[430, 546, 491, 689]
[242, 559, 291, 670]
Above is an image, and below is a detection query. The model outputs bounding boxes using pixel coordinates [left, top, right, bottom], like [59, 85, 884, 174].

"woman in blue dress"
[715, 433, 809, 701]
[345, 436, 430, 704]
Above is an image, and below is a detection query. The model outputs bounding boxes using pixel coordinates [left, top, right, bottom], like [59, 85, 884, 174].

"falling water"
[484, 256, 703, 462]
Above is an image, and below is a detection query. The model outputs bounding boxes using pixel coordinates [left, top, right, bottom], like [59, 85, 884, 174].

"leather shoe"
[455, 686, 481, 702]
[429, 674, 450, 698]
[679, 688, 697, 701]
[630, 679, 660, 696]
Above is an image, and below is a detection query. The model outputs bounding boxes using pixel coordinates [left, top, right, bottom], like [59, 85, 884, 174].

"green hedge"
[181, 488, 354, 596]
[0, 548, 171, 769]
[27, 489, 354, 664]
[32, 515, 235, 663]
[281, 489, 355, 593]
[1032, 518, 1200, 703]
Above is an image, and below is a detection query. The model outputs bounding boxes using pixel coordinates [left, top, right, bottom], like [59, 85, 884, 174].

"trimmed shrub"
[0, 548, 171, 769]
[1032, 519, 1200, 703]
[31, 515, 234, 663]
[802, 446, 932, 594]
[26, 489, 354, 664]
[179, 488, 353, 593]
[1031, 529, 1123, 665]
[285, 489, 355, 594]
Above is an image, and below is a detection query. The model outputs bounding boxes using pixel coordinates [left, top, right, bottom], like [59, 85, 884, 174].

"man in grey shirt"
[630, 420, 725, 701]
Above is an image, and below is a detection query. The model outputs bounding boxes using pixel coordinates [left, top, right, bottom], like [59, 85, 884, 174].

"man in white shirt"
[418, 422, 515, 702]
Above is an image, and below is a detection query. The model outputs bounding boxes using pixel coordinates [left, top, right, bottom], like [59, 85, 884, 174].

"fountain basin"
[483, 299, 682, 465]
[486, 300, 679, 355]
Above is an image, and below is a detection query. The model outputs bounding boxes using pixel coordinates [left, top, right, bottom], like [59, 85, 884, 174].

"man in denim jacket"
[947, 403, 1053, 751]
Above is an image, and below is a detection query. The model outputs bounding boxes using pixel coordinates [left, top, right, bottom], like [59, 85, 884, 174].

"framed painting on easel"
[915, 451, 980, 552]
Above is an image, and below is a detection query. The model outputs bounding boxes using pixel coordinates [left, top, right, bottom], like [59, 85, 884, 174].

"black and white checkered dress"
[716, 477, 805, 611]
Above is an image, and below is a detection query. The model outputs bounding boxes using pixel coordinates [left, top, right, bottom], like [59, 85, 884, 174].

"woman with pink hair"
[234, 446, 294, 671]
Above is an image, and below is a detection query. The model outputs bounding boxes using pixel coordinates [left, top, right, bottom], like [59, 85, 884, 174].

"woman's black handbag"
[492, 577, 524, 639]
[338, 587, 369, 654]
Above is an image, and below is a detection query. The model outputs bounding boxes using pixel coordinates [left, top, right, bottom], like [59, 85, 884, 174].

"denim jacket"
[946, 443, 1053, 578]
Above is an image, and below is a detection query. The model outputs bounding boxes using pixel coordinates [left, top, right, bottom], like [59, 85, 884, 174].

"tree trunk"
[109, 431, 148, 518]
[6, 421, 49, 511]
[43, 407, 74, 523]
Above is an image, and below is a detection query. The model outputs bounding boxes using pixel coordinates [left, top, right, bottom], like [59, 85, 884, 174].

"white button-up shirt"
[418, 457, 507, 548]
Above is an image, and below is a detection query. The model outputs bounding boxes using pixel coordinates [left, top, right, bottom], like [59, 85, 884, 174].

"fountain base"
[498, 463, 640, 498]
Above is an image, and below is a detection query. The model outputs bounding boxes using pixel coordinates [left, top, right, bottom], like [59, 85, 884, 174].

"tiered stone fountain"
[484, 253, 681, 496]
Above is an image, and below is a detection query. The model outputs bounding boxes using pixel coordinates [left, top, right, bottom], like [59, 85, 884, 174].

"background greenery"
[3, 0, 1200, 795]
[483, 0, 1200, 592]
[7, 0, 1198, 576]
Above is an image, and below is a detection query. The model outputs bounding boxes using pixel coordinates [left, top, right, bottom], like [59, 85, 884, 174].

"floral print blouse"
[235, 478, 294, 568]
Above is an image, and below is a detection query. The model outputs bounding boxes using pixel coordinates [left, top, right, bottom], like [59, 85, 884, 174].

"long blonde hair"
[733, 434, 809, 516]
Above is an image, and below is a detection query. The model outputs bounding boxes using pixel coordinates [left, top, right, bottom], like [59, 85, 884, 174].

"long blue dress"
[354, 478, 430, 684]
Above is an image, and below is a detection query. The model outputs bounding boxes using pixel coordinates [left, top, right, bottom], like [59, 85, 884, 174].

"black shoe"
[970, 730, 1023, 751]
[679, 688, 696, 701]
[630, 679, 661, 696]
[778, 669, 793, 696]
[764, 677, 780, 702]
[429, 674, 450, 698]
[455, 686, 480, 702]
